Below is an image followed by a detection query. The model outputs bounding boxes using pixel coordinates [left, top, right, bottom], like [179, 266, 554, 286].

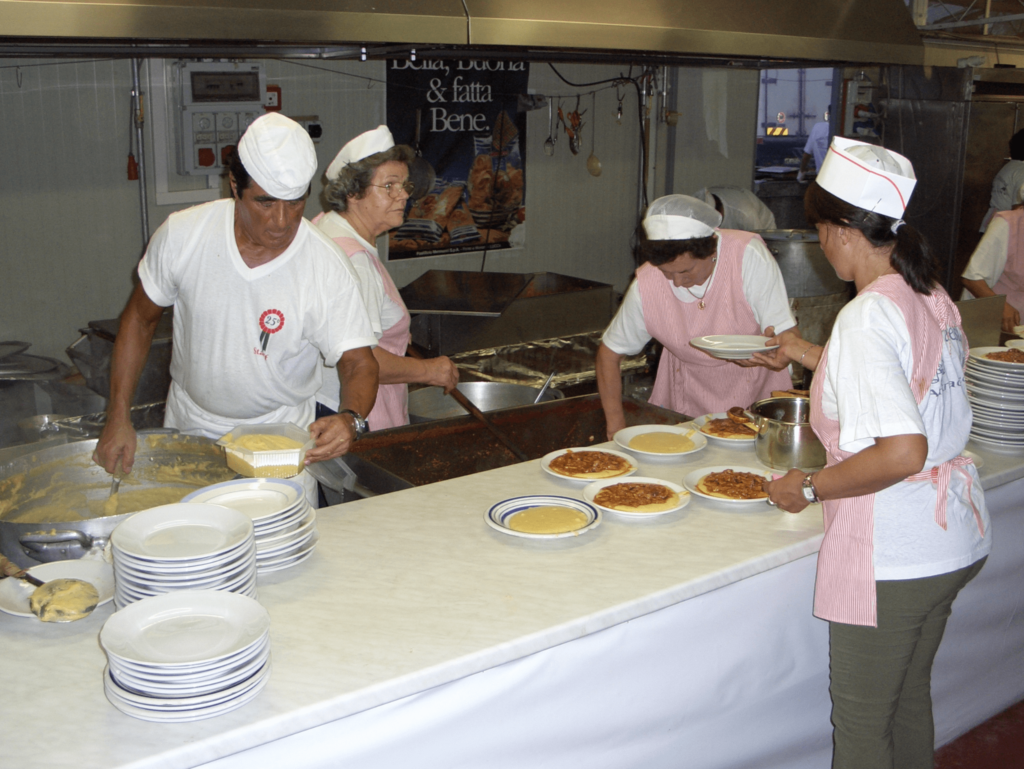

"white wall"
[0, 58, 758, 362]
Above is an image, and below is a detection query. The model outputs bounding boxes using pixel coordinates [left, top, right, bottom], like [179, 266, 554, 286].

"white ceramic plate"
[690, 335, 779, 360]
[0, 559, 115, 618]
[583, 477, 690, 517]
[612, 424, 708, 458]
[100, 590, 270, 665]
[182, 478, 304, 522]
[969, 346, 1024, 369]
[108, 633, 269, 678]
[256, 509, 315, 547]
[112, 504, 254, 562]
[107, 653, 270, 704]
[540, 448, 638, 482]
[485, 496, 601, 540]
[112, 536, 256, 572]
[255, 530, 320, 569]
[692, 413, 757, 444]
[104, 663, 270, 722]
[682, 465, 774, 505]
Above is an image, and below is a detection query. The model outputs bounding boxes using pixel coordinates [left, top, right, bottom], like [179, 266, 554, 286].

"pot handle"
[19, 530, 95, 562]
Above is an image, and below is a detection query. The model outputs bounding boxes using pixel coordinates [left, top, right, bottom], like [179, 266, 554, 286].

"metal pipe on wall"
[130, 58, 150, 247]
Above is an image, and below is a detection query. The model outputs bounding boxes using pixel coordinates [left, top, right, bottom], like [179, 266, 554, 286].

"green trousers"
[828, 557, 987, 769]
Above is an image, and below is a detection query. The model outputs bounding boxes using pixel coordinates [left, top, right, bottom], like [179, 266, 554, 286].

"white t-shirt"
[818, 292, 991, 580]
[962, 215, 1010, 296]
[313, 212, 405, 412]
[138, 198, 377, 422]
[602, 237, 797, 355]
[803, 121, 830, 171]
[981, 159, 1024, 231]
[696, 187, 777, 231]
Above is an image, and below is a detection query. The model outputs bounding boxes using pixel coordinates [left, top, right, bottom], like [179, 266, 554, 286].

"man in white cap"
[962, 177, 1024, 332]
[597, 194, 797, 438]
[694, 186, 777, 231]
[312, 125, 458, 433]
[94, 113, 379, 502]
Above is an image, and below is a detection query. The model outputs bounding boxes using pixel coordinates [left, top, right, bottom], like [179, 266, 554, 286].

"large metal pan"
[0, 432, 234, 568]
[408, 382, 563, 423]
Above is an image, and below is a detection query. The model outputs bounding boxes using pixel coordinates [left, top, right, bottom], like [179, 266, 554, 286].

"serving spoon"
[17, 571, 99, 622]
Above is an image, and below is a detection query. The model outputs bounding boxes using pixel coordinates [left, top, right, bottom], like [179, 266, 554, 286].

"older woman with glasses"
[314, 126, 458, 433]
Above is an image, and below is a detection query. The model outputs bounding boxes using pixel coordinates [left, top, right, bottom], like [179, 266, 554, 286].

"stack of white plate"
[965, 347, 1024, 450]
[100, 590, 271, 722]
[182, 478, 319, 573]
[111, 503, 257, 609]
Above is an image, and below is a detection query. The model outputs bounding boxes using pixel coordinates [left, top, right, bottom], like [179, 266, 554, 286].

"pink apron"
[636, 229, 792, 417]
[991, 208, 1024, 313]
[809, 275, 983, 626]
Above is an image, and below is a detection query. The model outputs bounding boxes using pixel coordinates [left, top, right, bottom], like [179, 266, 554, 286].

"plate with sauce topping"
[693, 413, 758, 444]
[583, 477, 690, 517]
[486, 496, 601, 539]
[540, 448, 639, 481]
[613, 424, 708, 458]
[683, 465, 773, 505]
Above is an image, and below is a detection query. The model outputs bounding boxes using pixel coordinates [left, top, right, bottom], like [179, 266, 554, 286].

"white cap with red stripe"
[816, 137, 916, 219]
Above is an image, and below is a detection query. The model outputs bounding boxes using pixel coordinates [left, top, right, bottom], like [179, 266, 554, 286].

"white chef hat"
[816, 137, 916, 219]
[237, 113, 317, 200]
[326, 125, 396, 181]
[643, 194, 723, 240]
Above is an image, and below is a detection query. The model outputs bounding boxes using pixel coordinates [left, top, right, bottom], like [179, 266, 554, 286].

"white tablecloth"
[202, 478, 1024, 769]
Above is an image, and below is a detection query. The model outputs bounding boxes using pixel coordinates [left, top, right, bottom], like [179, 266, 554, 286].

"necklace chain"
[681, 284, 706, 310]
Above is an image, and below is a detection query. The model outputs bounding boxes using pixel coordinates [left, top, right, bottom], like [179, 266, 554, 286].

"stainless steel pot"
[748, 396, 825, 472]
[408, 382, 563, 423]
[0, 432, 235, 568]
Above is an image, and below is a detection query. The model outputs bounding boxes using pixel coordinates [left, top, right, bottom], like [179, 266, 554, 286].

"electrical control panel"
[175, 61, 266, 176]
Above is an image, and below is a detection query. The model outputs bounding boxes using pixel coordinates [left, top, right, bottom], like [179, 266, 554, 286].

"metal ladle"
[17, 572, 100, 622]
[544, 98, 555, 156]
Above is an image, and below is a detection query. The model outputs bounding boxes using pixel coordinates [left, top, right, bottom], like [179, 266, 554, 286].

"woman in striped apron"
[762, 138, 991, 769]
[313, 125, 458, 433]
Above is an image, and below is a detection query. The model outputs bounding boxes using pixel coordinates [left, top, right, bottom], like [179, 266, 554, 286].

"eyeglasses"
[370, 181, 415, 198]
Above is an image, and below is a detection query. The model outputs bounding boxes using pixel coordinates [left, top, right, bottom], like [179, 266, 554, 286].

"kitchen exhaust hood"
[0, 0, 923, 66]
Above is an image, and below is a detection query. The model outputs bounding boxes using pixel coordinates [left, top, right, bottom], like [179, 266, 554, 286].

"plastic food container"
[216, 423, 315, 479]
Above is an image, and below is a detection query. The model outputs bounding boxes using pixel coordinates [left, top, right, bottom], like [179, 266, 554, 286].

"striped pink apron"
[991, 208, 1024, 313]
[809, 274, 983, 626]
[331, 237, 411, 431]
[637, 229, 793, 417]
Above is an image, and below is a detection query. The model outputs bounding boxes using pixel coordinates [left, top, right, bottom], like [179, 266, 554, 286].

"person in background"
[93, 114, 379, 505]
[762, 137, 990, 769]
[313, 125, 458, 431]
[962, 179, 1024, 332]
[979, 127, 1024, 232]
[694, 186, 777, 231]
[597, 194, 798, 440]
[797, 108, 830, 183]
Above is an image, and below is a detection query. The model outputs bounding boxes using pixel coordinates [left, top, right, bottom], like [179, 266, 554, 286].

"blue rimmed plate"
[486, 495, 601, 540]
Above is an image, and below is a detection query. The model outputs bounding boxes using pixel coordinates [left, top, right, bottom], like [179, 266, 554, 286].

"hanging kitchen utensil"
[407, 109, 436, 200]
[559, 95, 585, 156]
[17, 571, 100, 622]
[587, 93, 602, 177]
[407, 348, 529, 462]
[544, 98, 555, 156]
[533, 371, 556, 404]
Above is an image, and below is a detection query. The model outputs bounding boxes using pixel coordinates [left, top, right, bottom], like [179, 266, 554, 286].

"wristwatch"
[338, 409, 369, 440]
[801, 474, 820, 504]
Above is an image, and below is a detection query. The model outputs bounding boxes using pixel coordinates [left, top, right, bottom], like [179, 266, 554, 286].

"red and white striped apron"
[637, 229, 792, 418]
[809, 275, 984, 626]
[331, 237, 412, 431]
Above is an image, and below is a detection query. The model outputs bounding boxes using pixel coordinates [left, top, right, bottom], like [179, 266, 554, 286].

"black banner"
[386, 59, 529, 259]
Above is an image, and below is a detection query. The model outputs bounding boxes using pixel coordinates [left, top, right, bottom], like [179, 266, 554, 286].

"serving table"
[2, 437, 1022, 769]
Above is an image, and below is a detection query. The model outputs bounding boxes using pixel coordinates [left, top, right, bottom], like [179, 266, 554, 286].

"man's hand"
[93, 415, 138, 475]
[305, 413, 358, 464]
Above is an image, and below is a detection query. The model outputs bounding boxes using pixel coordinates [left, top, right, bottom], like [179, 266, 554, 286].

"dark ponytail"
[804, 182, 938, 295]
